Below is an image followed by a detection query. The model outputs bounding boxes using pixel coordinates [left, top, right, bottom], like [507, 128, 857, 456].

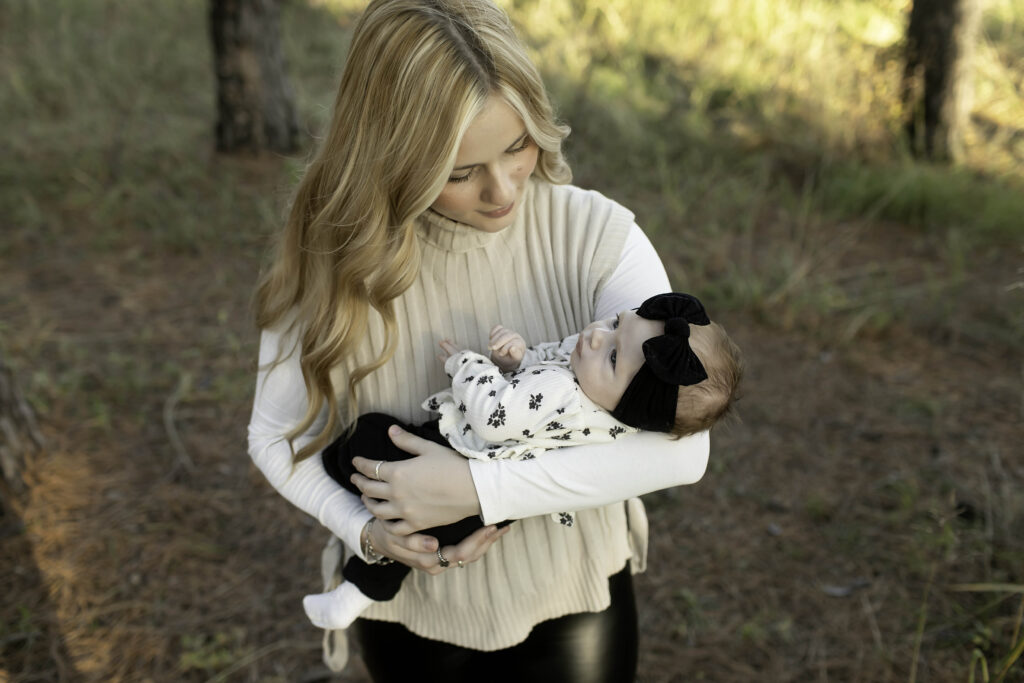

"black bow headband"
[610, 293, 710, 432]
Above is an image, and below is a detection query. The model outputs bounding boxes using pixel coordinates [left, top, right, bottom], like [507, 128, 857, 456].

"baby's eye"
[610, 349, 617, 367]
[612, 318, 619, 330]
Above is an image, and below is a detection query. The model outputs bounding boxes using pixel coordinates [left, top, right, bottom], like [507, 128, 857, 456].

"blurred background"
[1, 0, 1021, 680]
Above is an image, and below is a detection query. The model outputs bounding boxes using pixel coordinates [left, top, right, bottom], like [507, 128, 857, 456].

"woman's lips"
[480, 201, 514, 219]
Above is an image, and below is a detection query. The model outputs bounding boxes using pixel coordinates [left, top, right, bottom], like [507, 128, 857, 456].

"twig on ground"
[163, 372, 196, 475]
[908, 563, 937, 683]
[203, 639, 321, 683]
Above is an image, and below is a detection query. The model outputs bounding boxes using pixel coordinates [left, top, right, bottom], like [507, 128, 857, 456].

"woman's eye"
[610, 349, 617, 367]
[448, 171, 473, 184]
[507, 137, 531, 155]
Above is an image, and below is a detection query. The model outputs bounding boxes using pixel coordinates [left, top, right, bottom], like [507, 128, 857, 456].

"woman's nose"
[482, 166, 515, 206]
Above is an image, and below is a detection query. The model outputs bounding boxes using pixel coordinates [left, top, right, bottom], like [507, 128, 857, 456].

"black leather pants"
[352, 565, 639, 683]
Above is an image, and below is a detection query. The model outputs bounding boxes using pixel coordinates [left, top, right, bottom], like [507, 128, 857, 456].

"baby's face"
[569, 310, 664, 412]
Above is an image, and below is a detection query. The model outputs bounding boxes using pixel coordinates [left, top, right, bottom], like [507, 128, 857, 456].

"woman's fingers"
[375, 522, 511, 575]
[352, 455, 392, 481]
[350, 471, 391, 500]
[438, 525, 511, 569]
[369, 520, 440, 570]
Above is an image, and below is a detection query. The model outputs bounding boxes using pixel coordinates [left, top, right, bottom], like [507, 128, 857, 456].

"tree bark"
[210, 0, 299, 154]
[901, 0, 983, 162]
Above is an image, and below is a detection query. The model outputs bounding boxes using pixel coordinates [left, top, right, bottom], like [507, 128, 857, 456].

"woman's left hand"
[351, 425, 483, 535]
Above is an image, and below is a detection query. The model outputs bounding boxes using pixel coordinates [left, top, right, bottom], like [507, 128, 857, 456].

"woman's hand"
[351, 425, 483, 535]
[370, 519, 510, 575]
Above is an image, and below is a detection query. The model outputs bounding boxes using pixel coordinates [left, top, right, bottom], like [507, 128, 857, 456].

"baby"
[303, 292, 743, 630]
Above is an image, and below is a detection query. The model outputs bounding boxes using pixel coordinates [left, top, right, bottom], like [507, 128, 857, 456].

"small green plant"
[178, 627, 251, 674]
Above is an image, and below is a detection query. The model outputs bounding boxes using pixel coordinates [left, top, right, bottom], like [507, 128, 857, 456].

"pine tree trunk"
[210, 0, 299, 154]
[902, 0, 982, 162]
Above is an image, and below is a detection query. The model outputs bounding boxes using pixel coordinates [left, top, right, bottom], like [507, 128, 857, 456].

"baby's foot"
[303, 581, 375, 630]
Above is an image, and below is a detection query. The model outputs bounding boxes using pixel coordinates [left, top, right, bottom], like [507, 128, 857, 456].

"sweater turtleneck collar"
[416, 180, 533, 253]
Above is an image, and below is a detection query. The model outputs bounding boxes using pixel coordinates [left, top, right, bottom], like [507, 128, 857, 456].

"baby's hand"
[438, 339, 461, 361]
[488, 325, 526, 373]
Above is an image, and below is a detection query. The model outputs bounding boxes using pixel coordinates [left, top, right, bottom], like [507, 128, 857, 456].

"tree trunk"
[210, 0, 299, 154]
[901, 0, 982, 162]
[0, 352, 44, 497]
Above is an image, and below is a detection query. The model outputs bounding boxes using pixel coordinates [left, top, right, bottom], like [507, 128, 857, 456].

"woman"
[246, 0, 710, 680]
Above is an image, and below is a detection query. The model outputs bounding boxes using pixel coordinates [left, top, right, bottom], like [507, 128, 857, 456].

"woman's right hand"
[370, 517, 510, 575]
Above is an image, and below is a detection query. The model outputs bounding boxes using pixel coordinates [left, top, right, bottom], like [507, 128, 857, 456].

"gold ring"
[457, 560, 465, 569]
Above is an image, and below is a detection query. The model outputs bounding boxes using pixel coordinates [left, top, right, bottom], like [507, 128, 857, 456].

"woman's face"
[431, 95, 539, 232]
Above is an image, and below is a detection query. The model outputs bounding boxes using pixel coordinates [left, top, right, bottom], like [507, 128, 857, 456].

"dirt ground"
[1, 162, 1021, 682]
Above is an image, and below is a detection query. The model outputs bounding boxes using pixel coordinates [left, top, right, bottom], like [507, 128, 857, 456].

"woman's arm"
[248, 323, 451, 565]
[467, 222, 712, 523]
[247, 324, 372, 556]
[469, 430, 708, 523]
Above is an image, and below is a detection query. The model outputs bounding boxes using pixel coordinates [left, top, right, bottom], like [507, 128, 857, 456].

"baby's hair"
[669, 322, 743, 437]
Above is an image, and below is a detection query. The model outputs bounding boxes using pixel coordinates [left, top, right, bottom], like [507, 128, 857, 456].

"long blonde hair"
[255, 0, 571, 462]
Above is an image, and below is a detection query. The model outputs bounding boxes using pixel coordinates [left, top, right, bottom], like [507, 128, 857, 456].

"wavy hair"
[255, 0, 571, 462]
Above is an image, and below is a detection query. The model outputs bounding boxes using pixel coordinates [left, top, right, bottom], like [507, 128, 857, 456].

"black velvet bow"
[636, 292, 710, 386]
[611, 293, 711, 432]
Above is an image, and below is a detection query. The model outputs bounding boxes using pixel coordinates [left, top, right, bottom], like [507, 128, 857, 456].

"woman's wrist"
[361, 518, 394, 565]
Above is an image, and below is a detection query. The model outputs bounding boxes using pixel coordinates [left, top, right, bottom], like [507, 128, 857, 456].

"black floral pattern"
[487, 404, 507, 428]
[488, 390, 496, 397]
[427, 397, 439, 411]
[476, 374, 494, 385]
[546, 421, 563, 431]
[529, 393, 543, 410]
[581, 428, 591, 436]
[558, 512, 575, 527]
[462, 424, 472, 435]
[458, 402, 466, 413]
[609, 426, 626, 439]
[463, 375, 475, 383]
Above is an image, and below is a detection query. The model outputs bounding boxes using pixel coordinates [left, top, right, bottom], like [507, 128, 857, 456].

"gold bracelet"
[362, 518, 393, 565]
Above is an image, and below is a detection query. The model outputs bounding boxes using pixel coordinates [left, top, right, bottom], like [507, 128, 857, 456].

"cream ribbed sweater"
[248, 179, 712, 652]
[328, 179, 636, 649]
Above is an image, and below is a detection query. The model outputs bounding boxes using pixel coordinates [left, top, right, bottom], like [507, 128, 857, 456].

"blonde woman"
[247, 0, 710, 680]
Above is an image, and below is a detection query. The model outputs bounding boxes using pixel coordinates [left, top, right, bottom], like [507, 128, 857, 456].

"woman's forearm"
[248, 431, 372, 557]
[468, 423, 709, 525]
[247, 325, 372, 559]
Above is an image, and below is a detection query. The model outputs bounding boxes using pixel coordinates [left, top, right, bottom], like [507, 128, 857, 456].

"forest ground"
[2, 0, 1022, 681]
